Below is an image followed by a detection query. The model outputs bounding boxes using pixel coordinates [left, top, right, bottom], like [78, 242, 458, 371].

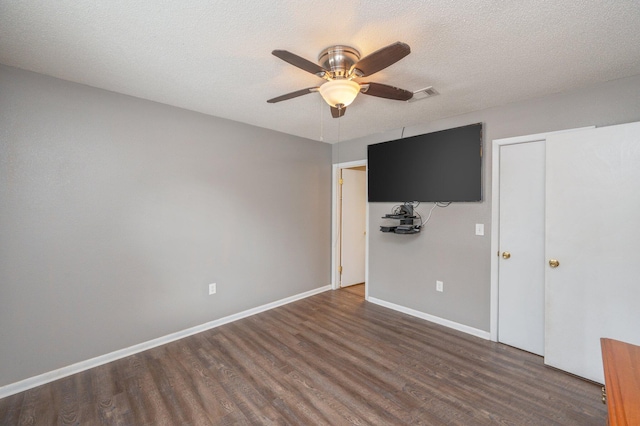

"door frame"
[331, 160, 369, 298]
[490, 127, 594, 342]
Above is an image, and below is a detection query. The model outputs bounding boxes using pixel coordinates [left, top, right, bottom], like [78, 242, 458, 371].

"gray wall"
[334, 74, 640, 332]
[0, 65, 331, 387]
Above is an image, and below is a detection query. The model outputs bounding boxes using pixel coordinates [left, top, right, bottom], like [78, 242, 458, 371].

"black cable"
[413, 209, 422, 228]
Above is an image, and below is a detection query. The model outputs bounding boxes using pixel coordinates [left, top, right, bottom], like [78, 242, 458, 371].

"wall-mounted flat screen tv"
[367, 123, 483, 202]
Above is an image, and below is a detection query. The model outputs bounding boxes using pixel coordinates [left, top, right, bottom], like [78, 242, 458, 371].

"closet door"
[544, 122, 640, 383]
[497, 141, 545, 356]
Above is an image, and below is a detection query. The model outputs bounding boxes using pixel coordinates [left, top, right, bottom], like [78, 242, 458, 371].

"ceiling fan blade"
[351, 42, 411, 77]
[272, 50, 328, 77]
[330, 106, 346, 118]
[267, 87, 318, 103]
[361, 82, 413, 101]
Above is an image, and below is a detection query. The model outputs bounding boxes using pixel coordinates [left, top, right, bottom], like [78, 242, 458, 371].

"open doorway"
[332, 160, 368, 299]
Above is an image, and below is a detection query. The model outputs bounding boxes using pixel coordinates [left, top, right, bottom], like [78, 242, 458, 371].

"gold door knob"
[502, 252, 511, 259]
[549, 259, 560, 268]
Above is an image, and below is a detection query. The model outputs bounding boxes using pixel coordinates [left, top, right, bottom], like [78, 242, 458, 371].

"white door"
[544, 122, 640, 383]
[340, 168, 366, 287]
[498, 141, 545, 356]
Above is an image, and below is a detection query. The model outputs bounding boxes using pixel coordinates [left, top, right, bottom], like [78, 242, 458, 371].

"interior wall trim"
[331, 159, 369, 297]
[0, 284, 332, 399]
[368, 297, 491, 340]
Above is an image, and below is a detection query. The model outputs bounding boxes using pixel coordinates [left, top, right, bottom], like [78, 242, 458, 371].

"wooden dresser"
[600, 338, 640, 425]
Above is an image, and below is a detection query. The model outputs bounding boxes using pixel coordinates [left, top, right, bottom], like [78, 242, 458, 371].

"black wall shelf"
[380, 214, 420, 234]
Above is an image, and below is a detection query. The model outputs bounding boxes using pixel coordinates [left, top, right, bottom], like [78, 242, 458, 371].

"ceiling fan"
[267, 42, 413, 118]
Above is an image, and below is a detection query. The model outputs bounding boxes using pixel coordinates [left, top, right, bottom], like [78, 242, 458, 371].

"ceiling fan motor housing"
[318, 45, 360, 79]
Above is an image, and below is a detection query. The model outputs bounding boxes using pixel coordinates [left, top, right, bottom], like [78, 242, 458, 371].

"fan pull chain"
[320, 99, 324, 141]
[337, 106, 341, 144]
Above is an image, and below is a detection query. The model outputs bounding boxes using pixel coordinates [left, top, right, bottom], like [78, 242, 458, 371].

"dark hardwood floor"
[340, 283, 365, 297]
[0, 285, 606, 425]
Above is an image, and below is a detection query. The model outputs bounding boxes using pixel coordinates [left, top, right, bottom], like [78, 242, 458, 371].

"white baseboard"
[0, 285, 332, 399]
[367, 297, 491, 340]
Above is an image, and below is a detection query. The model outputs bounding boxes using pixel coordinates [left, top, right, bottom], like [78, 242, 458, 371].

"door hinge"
[339, 178, 344, 185]
[338, 265, 343, 273]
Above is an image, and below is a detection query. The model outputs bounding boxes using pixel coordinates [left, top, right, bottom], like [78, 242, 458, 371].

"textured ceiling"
[2, 1, 640, 143]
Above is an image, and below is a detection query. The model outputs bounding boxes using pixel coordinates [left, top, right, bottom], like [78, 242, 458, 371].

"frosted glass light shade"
[318, 79, 360, 107]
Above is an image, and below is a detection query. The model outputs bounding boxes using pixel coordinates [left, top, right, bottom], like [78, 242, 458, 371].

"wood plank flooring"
[0, 284, 607, 425]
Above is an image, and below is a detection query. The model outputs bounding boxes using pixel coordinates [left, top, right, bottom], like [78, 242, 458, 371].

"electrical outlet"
[475, 223, 484, 236]
[208, 283, 216, 295]
[436, 280, 444, 292]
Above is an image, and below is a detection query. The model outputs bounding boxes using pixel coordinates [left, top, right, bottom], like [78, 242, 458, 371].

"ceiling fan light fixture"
[318, 79, 361, 108]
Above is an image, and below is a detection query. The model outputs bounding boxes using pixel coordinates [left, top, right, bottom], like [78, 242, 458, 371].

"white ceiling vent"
[408, 86, 439, 102]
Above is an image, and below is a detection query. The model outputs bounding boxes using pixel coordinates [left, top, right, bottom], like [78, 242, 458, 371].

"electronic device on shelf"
[380, 226, 397, 233]
[380, 203, 420, 234]
[384, 214, 402, 219]
[395, 225, 420, 234]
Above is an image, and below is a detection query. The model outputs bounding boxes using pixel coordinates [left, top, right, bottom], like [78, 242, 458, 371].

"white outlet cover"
[436, 280, 444, 292]
[475, 223, 485, 236]
[208, 283, 216, 295]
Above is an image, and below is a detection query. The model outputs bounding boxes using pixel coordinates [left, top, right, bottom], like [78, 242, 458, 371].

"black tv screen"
[367, 123, 482, 202]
